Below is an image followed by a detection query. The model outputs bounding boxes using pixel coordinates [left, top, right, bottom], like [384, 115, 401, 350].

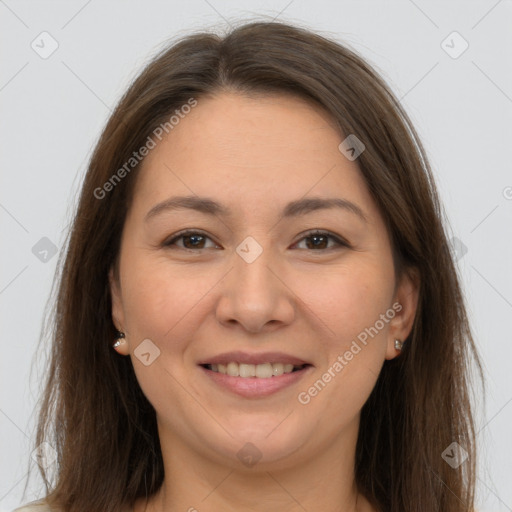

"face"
[110, 92, 418, 471]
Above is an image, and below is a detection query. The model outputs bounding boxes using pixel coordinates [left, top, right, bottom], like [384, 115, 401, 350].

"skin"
[110, 91, 419, 512]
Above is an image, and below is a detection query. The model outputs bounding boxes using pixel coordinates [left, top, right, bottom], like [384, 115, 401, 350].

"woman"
[16, 20, 483, 512]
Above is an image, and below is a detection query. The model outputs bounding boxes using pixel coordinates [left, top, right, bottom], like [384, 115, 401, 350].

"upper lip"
[198, 351, 312, 366]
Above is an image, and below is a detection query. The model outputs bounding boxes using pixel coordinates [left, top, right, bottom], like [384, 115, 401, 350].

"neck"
[135, 416, 373, 512]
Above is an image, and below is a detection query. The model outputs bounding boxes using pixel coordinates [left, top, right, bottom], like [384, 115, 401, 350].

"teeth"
[271, 363, 284, 377]
[209, 362, 298, 378]
[239, 363, 256, 378]
[256, 363, 273, 378]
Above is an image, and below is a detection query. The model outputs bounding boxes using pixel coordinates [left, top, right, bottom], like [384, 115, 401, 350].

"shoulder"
[12, 500, 54, 512]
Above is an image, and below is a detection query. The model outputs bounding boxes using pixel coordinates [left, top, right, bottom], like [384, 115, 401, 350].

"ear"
[109, 267, 129, 355]
[385, 267, 420, 360]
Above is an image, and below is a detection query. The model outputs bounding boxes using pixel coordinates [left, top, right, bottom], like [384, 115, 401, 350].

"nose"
[215, 241, 296, 334]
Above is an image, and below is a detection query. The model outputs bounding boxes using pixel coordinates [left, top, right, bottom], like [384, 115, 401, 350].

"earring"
[113, 331, 125, 348]
[394, 339, 404, 351]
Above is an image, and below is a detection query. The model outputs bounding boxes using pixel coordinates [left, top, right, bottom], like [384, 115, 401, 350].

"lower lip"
[199, 365, 313, 398]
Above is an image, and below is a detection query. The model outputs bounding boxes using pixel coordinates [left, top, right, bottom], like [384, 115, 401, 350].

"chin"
[203, 418, 311, 470]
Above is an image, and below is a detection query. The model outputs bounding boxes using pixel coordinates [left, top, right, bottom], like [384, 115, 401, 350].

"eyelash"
[162, 229, 350, 252]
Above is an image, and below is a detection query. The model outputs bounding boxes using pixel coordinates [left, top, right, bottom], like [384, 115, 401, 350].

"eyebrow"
[144, 195, 367, 223]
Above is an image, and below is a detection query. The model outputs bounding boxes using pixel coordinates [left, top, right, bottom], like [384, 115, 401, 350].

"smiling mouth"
[200, 362, 311, 378]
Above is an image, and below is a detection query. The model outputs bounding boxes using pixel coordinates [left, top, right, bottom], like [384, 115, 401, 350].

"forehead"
[129, 92, 379, 224]
[154, 91, 343, 165]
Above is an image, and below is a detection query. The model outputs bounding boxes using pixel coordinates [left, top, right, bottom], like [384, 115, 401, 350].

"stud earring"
[113, 331, 125, 348]
[394, 339, 404, 351]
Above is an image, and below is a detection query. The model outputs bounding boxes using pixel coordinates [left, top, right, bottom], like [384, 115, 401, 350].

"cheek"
[120, 252, 200, 342]
[119, 255, 203, 404]
[299, 263, 394, 410]
[296, 260, 394, 343]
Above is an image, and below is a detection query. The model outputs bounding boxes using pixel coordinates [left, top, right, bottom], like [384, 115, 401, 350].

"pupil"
[308, 235, 327, 249]
[185, 235, 203, 248]
[182, 234, 328, 250]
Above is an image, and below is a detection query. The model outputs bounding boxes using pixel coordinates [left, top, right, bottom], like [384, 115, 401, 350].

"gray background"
[1, 1, 511, 510]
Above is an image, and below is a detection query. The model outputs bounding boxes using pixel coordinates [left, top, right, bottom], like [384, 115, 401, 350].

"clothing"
[12, 500, 53, 512]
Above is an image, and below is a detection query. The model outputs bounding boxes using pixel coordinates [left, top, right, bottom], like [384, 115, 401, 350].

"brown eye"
[163, 229, 349, 252]
[163, 230, 219, 250]
[293, 230, 349, 251]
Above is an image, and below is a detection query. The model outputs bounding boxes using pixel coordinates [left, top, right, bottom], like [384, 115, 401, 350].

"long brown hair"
[24, 20, 484, 512]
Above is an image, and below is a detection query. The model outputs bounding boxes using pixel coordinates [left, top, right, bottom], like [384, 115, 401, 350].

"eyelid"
[163, 229, 221, 249]
[163, 228, 351, 251]
[293, 229, 350, 249]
